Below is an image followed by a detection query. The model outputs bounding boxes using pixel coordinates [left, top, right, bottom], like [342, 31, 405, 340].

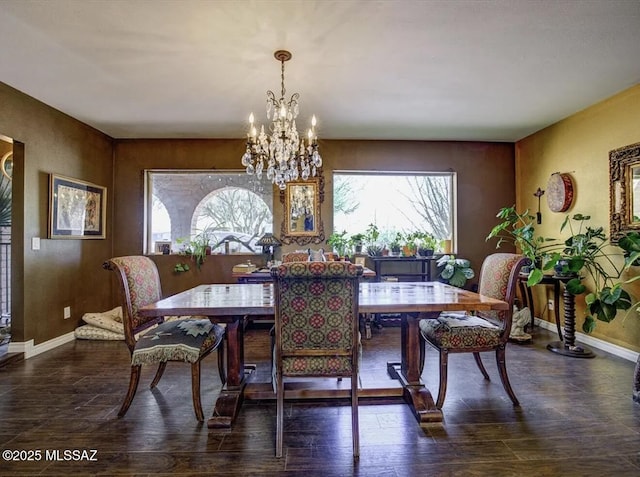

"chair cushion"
[132, 318, 224, 365]
[420, 312, 501, 349]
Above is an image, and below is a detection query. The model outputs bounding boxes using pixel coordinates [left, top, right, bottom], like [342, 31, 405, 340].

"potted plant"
[533, 214, 640, 333]
[389, 232, 403, 256]
[365, 223, 383, 256]
[176, 231, 211, 270]
[401, 233, 417, 257]
[486, 205, 557, 272]
[414, 232, 439, 256]
[327, 231, 349, 259]
[436, 254, 475, 288]
[349, 233, 366, 254]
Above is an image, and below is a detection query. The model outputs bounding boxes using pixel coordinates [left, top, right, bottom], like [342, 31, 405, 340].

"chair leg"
[275, 371, 284, 458]
[191, 361, 204, 422]
[496, 346, 520, 406]
[351, 371, 360, 459]
[118, 365, 142, 418]
[418, 334, 426, 375]
[473, 352, 490, 380]
[436, 349, 449, 409]
[217, 342, 226, 386]
[150, 361, 167, 389]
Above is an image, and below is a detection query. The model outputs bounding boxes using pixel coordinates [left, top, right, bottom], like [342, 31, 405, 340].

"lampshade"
[256, 233, 281, 247]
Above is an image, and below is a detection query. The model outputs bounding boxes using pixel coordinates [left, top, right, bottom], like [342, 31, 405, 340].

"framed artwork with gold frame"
[280, 177, 325, 245]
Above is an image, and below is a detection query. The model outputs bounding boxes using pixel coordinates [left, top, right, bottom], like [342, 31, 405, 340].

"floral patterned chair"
[282, 250, 337, 262]
[271, 261, 363, 459]
[103, 256, 225, 421]
[419, 253, 527, 409]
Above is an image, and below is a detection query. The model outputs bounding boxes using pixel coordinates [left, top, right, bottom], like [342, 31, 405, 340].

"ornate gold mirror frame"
[610, 141, 640, 242]
[280, 176, 325, 245]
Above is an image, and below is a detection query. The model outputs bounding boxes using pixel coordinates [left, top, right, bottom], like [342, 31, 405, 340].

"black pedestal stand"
[547, 283, 595, 358]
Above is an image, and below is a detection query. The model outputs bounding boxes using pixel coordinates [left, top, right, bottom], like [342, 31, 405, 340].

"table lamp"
[256, 233, 281, 263]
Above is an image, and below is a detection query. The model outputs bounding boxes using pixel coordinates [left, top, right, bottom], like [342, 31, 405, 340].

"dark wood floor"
[0, 324, 639, 476]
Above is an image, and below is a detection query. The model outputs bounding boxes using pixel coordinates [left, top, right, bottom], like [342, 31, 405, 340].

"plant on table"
[388, 232, 403, 256]
[413, 231, 439, 256]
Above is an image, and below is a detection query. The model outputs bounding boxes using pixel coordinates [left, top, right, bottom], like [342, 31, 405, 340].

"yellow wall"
[516, 84, 640, 352]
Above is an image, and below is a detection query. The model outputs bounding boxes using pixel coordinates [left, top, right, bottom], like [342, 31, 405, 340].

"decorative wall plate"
[546, 173, 574, 212]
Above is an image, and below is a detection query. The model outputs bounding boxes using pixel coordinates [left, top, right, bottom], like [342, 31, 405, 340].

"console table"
[369, 256, 437, 282]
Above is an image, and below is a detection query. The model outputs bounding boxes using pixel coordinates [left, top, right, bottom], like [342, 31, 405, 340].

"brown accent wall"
[0, 82, 113, 345]
[0, 80, 517, 347]
[114, 139, 516, 294]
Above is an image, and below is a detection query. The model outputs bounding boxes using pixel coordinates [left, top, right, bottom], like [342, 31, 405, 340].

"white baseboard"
[533, 317, 639, 363]
[8, 331, 75, 359]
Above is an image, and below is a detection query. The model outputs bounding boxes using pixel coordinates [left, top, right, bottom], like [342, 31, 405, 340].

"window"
[145, 170, 273, 254]
[333, 171, 456, 248]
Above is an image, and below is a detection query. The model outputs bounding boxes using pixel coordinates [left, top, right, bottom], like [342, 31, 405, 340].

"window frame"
[332, 170, 457, 250]
[143, 169, 274, 255]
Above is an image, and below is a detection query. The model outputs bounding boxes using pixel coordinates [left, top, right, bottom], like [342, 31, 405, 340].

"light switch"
[32, 237, 40, 250]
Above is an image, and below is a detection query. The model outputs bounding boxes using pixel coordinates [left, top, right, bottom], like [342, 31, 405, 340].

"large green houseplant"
[486, 206, 557, 270]
[535, 214, 640, 332]
[487, 207, 640, 333]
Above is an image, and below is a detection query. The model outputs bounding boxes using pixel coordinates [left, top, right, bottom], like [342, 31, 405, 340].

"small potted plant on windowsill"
[415, 232, 439, 257]
[349, 233, 366, 254]
[389, 232, 403, 256]
[365, 223, 384, 257]
[327, 231, 349, 259]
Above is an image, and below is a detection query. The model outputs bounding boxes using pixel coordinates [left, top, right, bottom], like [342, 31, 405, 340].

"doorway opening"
[0, 138, 12, 358]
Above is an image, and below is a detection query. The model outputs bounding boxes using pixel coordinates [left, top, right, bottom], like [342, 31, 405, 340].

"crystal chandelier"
[241, 50, 322, 190]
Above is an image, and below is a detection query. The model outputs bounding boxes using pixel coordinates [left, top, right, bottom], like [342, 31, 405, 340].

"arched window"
[192, 186, 273, 253]
[145, 170, 273, 254]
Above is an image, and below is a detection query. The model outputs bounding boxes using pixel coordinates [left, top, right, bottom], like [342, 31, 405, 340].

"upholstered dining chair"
[271, 261, 363, 459]
[103, 256, 226, 421]
[282, 250, 337, 262]
[418, 253, 527, 409]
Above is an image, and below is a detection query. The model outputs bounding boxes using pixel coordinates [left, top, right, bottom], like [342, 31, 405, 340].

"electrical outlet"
[548, 299, 554, 309]
[63, 306, 71, 319]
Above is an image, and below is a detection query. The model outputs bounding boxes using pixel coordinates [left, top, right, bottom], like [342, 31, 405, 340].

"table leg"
[208, 316, 256, 428]
[547, 287, 594, 358]
[387, 312, 443, 425]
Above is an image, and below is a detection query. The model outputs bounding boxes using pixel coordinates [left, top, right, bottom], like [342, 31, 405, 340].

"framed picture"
[48, 174, 106, 239]
[155, 240, 172, 254]
[354, 256, 366, 267]
[280, 177, 325, 245]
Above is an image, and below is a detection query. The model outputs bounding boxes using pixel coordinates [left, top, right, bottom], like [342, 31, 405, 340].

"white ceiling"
[0, 0, 639, 142]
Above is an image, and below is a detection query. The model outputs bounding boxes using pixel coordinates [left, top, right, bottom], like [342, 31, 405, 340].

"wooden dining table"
[138, 281, 508, 429]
